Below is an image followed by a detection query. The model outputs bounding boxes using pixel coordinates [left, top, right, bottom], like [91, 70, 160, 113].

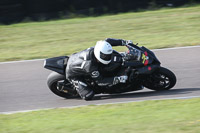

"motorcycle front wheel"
[144, 67, 176, 91]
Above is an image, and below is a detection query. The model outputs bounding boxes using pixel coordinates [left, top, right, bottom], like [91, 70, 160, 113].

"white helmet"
[94, 41, 113, 64]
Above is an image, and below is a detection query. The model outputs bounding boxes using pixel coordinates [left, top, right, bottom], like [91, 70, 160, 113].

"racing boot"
[72, 80, 94, 100]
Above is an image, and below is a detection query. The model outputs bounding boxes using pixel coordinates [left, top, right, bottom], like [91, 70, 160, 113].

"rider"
[66, 38, 134, 100]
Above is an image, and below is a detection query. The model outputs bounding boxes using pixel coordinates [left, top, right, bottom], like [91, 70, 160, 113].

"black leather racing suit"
[66, 38, 125, 86]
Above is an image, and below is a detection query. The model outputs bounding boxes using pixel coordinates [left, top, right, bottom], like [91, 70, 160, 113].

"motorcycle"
[44, 43, 176, 99]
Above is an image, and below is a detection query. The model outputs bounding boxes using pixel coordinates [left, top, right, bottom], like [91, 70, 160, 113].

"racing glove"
[122, 40, 133, 46]
[113, 75, 128, 85]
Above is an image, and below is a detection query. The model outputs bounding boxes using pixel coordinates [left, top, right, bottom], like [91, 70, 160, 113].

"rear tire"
[144, 67, 176, 91]
[47, 72, 74, 98]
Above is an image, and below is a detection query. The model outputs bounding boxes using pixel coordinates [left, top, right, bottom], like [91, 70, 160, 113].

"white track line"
[0, 45, 200, 65]
[152, 45, 200, 51]
[1, 95, 200, 115]
[0, 59, 44, 64]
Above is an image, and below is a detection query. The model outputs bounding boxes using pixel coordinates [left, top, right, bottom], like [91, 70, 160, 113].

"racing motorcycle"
[44, 43, 176, 99]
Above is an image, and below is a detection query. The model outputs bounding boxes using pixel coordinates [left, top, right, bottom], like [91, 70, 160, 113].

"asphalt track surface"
[0, 46, 200, 114]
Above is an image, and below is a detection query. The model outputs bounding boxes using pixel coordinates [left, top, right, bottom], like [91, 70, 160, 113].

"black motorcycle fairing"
[123, 61, 144, 68]
[136, 65, 159, 75]
[44, 56, 69, 75]
[123, 44, 161, 68]
[141, 46, 160, 65]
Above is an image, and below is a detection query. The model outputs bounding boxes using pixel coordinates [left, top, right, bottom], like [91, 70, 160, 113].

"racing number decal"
[142, 51, 149, 66]
[142, 54, 147, 64]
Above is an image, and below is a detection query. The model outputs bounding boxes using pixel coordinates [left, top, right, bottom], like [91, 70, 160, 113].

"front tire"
[47, 72, 75, 98]
[144, 67, 176, 91]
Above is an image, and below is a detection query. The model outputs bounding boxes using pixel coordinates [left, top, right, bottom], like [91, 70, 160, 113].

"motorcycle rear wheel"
[144, 67, 176, 91]
[47, 72, 76, 98]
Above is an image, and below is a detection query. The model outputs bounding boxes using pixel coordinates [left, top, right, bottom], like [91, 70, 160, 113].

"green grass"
[1, 98, 200, 133]
[0, 5, 200, 62]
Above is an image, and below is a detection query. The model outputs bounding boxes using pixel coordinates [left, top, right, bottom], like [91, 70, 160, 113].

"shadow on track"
[92, 88, 200, 100]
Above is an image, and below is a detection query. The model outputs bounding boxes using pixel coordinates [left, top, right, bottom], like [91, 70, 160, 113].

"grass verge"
[0, 5, 200, 62]
[0, 98, 200, 133]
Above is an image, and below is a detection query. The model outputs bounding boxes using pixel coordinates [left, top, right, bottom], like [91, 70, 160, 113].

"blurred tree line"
[0, 0, 199, 24]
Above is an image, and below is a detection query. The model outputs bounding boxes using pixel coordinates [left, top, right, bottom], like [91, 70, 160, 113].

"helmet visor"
[100, 52, 112, 61]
